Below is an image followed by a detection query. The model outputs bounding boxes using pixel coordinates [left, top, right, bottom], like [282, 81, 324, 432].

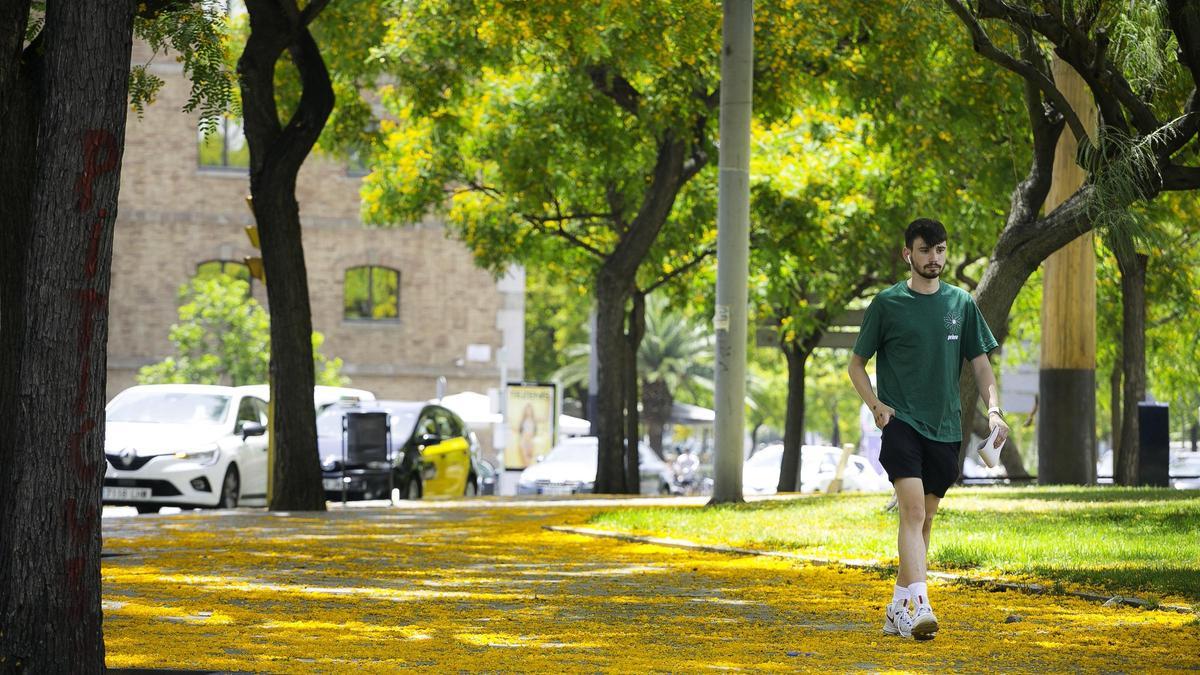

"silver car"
[517, 436, 671, 496]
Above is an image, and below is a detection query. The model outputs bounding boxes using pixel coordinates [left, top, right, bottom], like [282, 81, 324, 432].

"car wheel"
[136, 505, 160, 515]
[464, 474, 478, 497]
[217, 465, 240, 509]
[405, 475, 422, 500]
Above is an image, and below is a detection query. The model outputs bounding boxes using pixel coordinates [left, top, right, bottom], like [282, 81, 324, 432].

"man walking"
[847, 218, 1009, 640]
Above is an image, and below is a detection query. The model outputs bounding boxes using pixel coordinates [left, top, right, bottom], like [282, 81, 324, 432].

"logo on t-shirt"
[944, 311, 963, 340]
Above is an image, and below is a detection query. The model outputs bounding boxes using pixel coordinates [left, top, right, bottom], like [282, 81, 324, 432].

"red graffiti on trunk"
[74, 130, 118, 213]
[65, 129, 118, 623]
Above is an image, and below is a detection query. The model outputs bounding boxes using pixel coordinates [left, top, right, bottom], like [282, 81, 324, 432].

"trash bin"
[1137, 403, 1169, 487]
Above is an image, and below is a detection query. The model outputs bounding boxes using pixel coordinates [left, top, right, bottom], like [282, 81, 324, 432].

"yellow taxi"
[316, 400, 480, 500]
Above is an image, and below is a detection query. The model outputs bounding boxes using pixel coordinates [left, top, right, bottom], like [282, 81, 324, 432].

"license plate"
[541, 484, 575, 495]
[103, 486, 152, 501]
[323, 478, 345, 491]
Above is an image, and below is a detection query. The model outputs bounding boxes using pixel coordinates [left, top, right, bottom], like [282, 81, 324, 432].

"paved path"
[102, 499, 1200, 672]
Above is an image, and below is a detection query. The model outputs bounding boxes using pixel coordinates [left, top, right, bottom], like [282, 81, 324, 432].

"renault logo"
[119, 447, 137, 468]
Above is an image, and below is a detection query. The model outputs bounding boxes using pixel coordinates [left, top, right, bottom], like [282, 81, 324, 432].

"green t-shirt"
[852, 281, 998, 443]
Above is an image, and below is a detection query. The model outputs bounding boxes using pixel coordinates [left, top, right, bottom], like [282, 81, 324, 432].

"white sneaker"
[883, 600, 914, 638]
[910, 604, 939, 640]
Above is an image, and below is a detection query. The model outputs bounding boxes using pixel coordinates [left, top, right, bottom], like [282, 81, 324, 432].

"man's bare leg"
[894, 477, 927, 587]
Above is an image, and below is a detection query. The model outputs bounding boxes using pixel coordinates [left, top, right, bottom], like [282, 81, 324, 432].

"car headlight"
[174, 447, 220, 466]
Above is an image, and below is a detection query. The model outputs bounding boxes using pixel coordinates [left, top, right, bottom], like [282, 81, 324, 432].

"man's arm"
[970, 353, 1010, 444]
[848, 354, 893, 428]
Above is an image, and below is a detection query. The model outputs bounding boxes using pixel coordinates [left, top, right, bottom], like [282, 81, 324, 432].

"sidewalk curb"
[545, 525, 1197, 615]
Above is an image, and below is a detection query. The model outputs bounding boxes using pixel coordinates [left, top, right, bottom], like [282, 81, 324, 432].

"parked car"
[516, 436, 672, 496]
[316, 400, 477, 500]
[104, 384, 269, 513]
[742, 443, 891, 495]
[238, 384, 376, 415]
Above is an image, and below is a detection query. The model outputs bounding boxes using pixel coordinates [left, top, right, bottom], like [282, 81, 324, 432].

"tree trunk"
[591, 135, 687, 494]
[595, 272, 633, 493]
[1114, 248, 1149, 486]
[0, 1, 134, 668]
[643, 379, 673, 458]
[1110, 357, 1122, 459]
[238, 1, 334, 510]
[623, 292, 646, 491]
[954, 184, 1098, 480]
[778, 342, 809, 492]
[831, 405, 840, 447]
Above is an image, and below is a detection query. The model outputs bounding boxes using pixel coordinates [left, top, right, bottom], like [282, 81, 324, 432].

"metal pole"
[710, 0, 753, 505]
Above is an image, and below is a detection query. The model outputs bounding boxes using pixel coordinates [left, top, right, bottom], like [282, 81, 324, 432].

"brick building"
[107, 46, 524, 403]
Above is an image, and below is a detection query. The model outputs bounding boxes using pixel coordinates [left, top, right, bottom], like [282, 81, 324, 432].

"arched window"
[344, 266, 399, 320]
[195, 260, 254, 296]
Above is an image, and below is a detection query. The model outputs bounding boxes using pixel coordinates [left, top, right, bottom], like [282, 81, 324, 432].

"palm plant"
[638, 295, 714, 455]
[555, 294, 713, 456]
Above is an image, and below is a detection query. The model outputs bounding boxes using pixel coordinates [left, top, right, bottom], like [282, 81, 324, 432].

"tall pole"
[1038, 57, 1098, 485]
[710, 0, 753, 505]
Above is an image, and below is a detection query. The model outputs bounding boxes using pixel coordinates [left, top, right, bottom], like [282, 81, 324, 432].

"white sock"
[892, 584, 910, 605]
[908, 582, 930, 608]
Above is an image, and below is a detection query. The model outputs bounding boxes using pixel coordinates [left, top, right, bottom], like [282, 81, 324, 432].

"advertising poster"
[504, 383, 556, 470]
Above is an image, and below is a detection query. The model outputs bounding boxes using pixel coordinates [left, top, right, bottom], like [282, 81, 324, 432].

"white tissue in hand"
[978, 425, 1005, 469]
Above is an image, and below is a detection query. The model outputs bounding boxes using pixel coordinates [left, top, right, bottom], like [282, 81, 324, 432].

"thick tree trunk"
[591, 135, 687, 494]
[238, 1, 334, 510]
[777, 342, 809, 492]
[0, 1, 134, 669]
[595, 273, 632, 493]
[1114, 249, 1149, 486]
[955, 188, 1095, 480]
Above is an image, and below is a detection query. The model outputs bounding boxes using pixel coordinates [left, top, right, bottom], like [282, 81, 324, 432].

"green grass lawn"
[587, 487, 1200, 605]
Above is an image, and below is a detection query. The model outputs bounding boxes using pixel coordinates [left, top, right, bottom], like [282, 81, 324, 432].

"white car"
[743, 443, 891, 495]
[517, 436, 671, 496]
[238, 384, 376, 415]
[104, 384, 270, 513]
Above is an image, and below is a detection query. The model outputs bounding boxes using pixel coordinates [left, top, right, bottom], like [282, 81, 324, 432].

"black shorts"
[879, 417, 960, 498]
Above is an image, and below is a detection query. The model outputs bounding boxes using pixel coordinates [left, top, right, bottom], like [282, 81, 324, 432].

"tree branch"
[955, 255, 984, 290]
[300, 0, 332, 26]
[943, 0, 1092, 152]
[641, 246, 716, 295]
[586, 64, 640, 116]
[680, 114, 712, 184]
[1160, 163, 1200, 191]
[1153, 89, 1200, 163]
[524, 216, 607, 260]
[1007, 24, 1065, 228]
[528, 211, 615, 224]
[604, 132, 687, 281]
[1167, 0, 1200, 86]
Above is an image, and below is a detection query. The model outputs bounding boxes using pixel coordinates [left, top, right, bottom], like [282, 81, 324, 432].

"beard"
[913, 262, 942, 280]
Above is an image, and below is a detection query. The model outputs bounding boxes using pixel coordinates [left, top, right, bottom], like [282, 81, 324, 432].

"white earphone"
[905, 255, 911, 264]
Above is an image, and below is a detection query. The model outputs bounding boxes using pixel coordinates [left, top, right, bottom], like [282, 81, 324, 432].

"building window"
[344, 266, 399, 321]
[346, 151, 370, 178]
[198, 118, 249, 170]
[196, 260, 254, 295]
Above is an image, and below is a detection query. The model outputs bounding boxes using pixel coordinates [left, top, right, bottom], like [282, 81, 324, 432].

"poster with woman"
[504, 383, 556, 469]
